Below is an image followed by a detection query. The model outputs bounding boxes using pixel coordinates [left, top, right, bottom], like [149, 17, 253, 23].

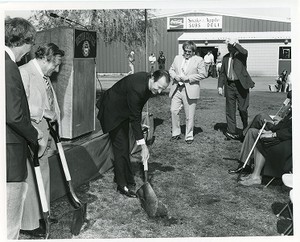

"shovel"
[46, 119, 87, 236]
[29, 143, 50, 239]
[237, 121, 267, 181]
[136, 157, 168, 218]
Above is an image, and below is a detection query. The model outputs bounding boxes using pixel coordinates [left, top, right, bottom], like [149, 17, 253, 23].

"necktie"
[43, 76, 54, 111]
[227, 57, 237, 81]
[227, 57, 233, 79]
[181, 59, 188, 75]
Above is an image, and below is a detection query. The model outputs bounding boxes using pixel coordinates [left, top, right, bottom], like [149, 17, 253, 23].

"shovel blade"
[71, 202, 87, 236]
[137, 182, 159, 217]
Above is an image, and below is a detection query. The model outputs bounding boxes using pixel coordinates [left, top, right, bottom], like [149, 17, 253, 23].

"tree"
[29, 9, 158, 52]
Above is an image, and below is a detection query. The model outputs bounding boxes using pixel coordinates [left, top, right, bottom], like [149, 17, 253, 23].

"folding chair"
[276, 173, 293, 235]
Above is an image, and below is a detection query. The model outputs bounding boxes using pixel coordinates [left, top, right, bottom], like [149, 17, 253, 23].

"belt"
[227, 79, 239, 83]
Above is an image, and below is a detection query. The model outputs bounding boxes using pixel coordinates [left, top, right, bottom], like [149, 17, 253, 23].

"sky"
[2, 0, 293, 22]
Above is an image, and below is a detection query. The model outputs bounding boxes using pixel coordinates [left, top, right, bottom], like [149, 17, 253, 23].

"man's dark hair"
[182, 40, 197, 52]
[35, 43, 65, 62]
[152, 70, 170, 84]
[5, 17, 36, 47]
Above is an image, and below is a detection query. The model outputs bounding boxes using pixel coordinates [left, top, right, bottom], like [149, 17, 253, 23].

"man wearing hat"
[218, 37, 255, 140]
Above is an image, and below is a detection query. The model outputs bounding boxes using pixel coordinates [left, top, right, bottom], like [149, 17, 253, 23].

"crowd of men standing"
[6, 15, 290, 239]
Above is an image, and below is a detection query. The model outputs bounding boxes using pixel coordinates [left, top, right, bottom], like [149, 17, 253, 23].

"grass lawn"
[22, 89, 292, 239]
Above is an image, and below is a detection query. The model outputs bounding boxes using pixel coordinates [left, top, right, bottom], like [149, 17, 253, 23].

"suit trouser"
[225, 81, 249, 134]
[7, 182, 28, 239]
[170, 86, 197, 141]
[205, 63, 211, 76]
[21, 150, 50, 230]
[239, 128, 260, 164]
[109, 119, 135, 187]
[243, 113, 272, 136]
[240, 112, 275, 164]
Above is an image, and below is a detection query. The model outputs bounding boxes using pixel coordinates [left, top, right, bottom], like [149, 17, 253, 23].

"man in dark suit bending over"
[97, 70, 170, 198]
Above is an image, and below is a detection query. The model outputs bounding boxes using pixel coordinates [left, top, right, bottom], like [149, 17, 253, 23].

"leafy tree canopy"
[29, 9, 157, 52]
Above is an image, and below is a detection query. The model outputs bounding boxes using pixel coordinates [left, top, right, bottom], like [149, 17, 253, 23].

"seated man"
[228, 91, 291, 174]
[238, 106, 292, 186]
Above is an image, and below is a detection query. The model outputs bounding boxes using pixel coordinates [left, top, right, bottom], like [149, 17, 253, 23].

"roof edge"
[151, 9, 291, 23]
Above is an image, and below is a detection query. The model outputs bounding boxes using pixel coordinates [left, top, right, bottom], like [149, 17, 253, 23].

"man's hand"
[180, 75, 189, 82]
[218, 87, 223, 95]
[260, 130, 273, 139]
[44, 109, 57, 122]
[263, 118, 274, 124]
[174, 75, 182, 82]
[140, 144, 150, 163]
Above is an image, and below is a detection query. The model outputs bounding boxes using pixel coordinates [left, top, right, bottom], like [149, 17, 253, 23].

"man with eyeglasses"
[18, 43, 64, 238]
[169, 40, 206, 144]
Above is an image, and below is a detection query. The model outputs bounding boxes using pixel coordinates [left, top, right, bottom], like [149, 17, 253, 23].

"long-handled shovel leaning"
[46, 119, 87, 236]
[272, 98, 291, 119]
[29, 143, 51, 239]
[236, 121, 267, 182]
[136, 157, 168, 218]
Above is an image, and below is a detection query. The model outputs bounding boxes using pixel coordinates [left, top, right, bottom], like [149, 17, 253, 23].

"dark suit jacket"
[96, 72, 152, 141]
[258, 110, 292, 176]
[5, 51, 38, 182]
[218, 43, 255, 91]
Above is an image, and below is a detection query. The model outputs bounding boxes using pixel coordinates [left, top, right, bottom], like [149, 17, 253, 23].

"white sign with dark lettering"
[186, 16, 222, 29]
[167, 16, 222, 30]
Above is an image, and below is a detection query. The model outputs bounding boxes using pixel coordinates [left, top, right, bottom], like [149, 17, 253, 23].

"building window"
[279, 47, 291, 59]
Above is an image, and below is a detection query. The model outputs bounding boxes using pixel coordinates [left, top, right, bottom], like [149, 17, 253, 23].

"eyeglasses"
[184, 50, 192, 54]
[25, 37, 35, 46]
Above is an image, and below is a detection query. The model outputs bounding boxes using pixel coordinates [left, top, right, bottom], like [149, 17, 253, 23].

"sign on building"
[167, 16, 222, 30]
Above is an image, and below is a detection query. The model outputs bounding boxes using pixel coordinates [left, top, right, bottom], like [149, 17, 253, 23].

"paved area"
[96, 74, 278, 92]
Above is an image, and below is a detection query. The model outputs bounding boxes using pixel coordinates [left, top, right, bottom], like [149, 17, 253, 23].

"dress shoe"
[228, 165, 252, 174]
[170, 135, 181, 141]
[185, 139, 193, 144]
[20, 227, 46, 238]
[223, 130, 242, 141]
[117, 186, 137, 198]
[238, 176, 262, 187]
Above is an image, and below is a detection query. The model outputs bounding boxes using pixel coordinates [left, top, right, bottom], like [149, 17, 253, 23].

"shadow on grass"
[132, 161, 175, 184]
[214, 122, 227, 132]
[180, 125, 203, 135]
[154, 118, 164, 130]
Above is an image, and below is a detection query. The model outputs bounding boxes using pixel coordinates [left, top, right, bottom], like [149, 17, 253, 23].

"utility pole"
[145, 9, 148, 72]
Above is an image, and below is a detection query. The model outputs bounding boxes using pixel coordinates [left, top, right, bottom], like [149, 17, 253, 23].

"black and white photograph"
[1, 0, 299, 241]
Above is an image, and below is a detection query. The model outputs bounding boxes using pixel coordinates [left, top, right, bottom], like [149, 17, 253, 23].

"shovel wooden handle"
[143, 157, 149, 172]
[34, 166, 49, 212]
[57, 142, 72, 181]
[242, 121, 267, 169]
[30, 143, 50, 239]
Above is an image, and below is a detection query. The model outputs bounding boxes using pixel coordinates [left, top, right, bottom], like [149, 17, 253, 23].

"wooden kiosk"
[34, 27, 97, 139]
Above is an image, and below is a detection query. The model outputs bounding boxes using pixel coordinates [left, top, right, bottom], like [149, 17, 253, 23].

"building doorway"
[197, 46, 218, 63]
[278, 46, 291, 75]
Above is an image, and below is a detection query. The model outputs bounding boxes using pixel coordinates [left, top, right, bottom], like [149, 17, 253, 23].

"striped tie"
[43, 76, 54, 111]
